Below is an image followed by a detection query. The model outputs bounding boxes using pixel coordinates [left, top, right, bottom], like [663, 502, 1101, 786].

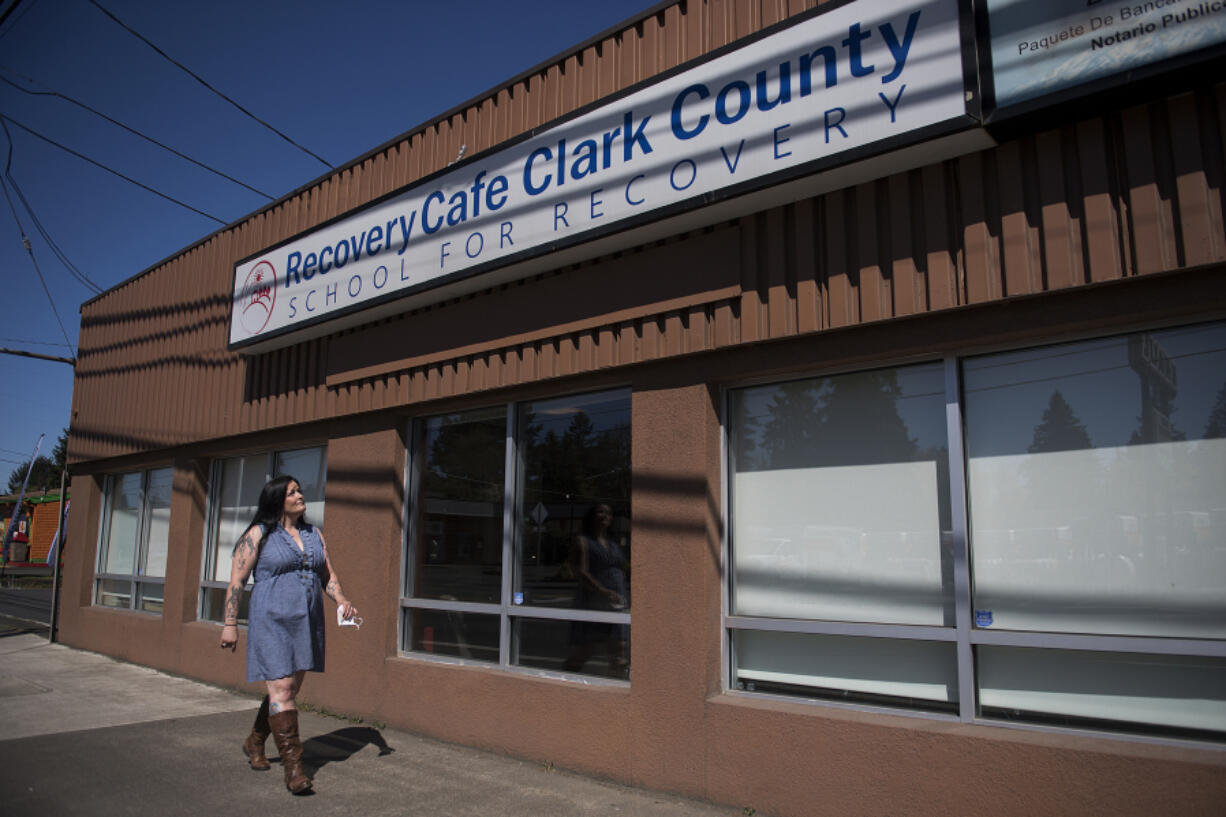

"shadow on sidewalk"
[299, 725, 396, 777]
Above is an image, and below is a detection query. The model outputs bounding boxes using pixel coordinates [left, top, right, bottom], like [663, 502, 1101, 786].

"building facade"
[61, 2, 1226, 815]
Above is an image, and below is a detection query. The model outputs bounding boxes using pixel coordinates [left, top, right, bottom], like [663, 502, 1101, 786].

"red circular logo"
[239, 260, 277, 335]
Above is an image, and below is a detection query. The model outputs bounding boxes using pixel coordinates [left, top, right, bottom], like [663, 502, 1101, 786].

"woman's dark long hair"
[239, 474, 311, 548]
[581, 503, 611, 539]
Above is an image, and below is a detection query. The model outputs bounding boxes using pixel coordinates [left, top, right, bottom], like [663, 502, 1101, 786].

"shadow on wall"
[68, 421, 194, 459]
[325, 463, 406, 518]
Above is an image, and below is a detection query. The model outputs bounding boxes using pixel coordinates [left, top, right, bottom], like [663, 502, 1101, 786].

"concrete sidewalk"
[0, 631, 750, 817]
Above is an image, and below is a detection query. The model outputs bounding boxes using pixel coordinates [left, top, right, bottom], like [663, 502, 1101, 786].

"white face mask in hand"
[337, 607, 363, 629]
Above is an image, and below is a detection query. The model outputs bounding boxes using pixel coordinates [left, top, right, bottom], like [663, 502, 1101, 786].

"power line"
[0, 70, 276, 200]
[0, 174, 76, 353]
[1, 170, 102, 294]
[85, 0, 335, 171]
[0, 123, 82, 332]
[0, 0, 37, 43]
[0, 120, 103, 294]
[1, 113, 227, 224]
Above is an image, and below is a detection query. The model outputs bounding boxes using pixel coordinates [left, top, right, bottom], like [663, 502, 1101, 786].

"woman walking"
[219, 474, 356, 794]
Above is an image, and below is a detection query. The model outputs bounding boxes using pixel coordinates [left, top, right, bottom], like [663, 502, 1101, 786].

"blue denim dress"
[246, 524, 326, 682]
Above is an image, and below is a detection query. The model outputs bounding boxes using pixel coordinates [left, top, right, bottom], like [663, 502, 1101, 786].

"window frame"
[198, 444, 328, 623]
[94, 466, 173, 614]
[399, 387, 632, 682]
[722, 326, 1226, 746]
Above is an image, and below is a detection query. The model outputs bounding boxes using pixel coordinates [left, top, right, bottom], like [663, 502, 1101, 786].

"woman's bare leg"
[265, 670, 305, 714]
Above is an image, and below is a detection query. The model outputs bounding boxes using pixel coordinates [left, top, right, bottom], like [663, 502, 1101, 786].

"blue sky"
[0, 0, 653, 483]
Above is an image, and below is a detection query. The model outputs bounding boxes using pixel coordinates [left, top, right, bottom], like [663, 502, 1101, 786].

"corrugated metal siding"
[69, 0, 1226, 465]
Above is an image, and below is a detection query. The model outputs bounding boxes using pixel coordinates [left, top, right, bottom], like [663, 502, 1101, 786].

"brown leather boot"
[241, 695, 271, 771]
[268, 709, 312, 794]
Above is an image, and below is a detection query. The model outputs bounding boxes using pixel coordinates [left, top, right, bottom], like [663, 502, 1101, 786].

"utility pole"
[48, 466, 67, 642]
[0, 348, 76, 366]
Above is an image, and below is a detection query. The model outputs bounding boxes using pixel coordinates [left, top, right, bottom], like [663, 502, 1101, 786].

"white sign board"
[230, 0, 972, 350]
[987, 0, 1226, 108]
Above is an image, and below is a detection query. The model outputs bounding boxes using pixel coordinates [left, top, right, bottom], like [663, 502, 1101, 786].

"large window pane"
[142, 468, 173, 578]
[517, 390, 631, 610]
[209, 454, 268, 582]
[403, 390, 631, 679]
[96, 468, 173, 614]
[96, 578, 131, 609]
[729, 364, 953, 626]
[102, 472, 142, 575]
[733, 630, 958, 710]
[414, 407, 506, 604]
[275, 447, 327, 528]
[406, 608, 500, 663]
[978, 646, 1226, 737]
[515, 616, 630, 680]
[964, 324, 1226, 638]
[137, 583, 164, 615]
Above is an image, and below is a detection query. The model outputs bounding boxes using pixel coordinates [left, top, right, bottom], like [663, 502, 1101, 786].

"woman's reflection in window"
[563, 503, 629, 677]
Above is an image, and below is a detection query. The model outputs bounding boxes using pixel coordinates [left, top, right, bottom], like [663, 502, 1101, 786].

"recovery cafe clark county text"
[232, 1, 966, 345]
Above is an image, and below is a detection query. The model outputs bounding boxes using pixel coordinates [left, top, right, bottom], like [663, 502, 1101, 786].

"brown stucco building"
[60, 2, 1226, 815]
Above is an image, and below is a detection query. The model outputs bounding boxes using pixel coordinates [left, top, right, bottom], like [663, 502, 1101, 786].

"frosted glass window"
[979, 646, 1226, 735]
[964, 325, 1226, 638]
[142, 468, 172, 578]
[734, 630, 958, 708]
[729, 364, 953, 626]
[209, 454, 269, 582]
[102, 472, 142, 575]
[96, 467, 173, 614]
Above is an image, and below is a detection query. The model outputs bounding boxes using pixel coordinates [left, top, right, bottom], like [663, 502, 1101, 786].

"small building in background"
[1, 490, 65, 566]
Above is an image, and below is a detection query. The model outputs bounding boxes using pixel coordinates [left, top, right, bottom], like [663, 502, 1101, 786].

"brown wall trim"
[326, 226, 743, 386]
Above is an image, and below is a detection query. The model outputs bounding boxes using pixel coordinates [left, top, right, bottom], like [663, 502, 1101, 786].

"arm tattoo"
[224, 583, 242, 624]
[232, 531, 254, 556]
[224, 529, 259, 625]
[231, 533, 255, 570]
[326, 578, 342, 599]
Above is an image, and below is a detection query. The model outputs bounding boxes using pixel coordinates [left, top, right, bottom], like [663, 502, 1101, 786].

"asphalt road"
[0, 586, 51, 627]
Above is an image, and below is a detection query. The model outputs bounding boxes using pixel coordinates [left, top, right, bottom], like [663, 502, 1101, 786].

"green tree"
[7, 456, 57, 494]
[6, 428, 68, 493]
[51, 427, 69, 471]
